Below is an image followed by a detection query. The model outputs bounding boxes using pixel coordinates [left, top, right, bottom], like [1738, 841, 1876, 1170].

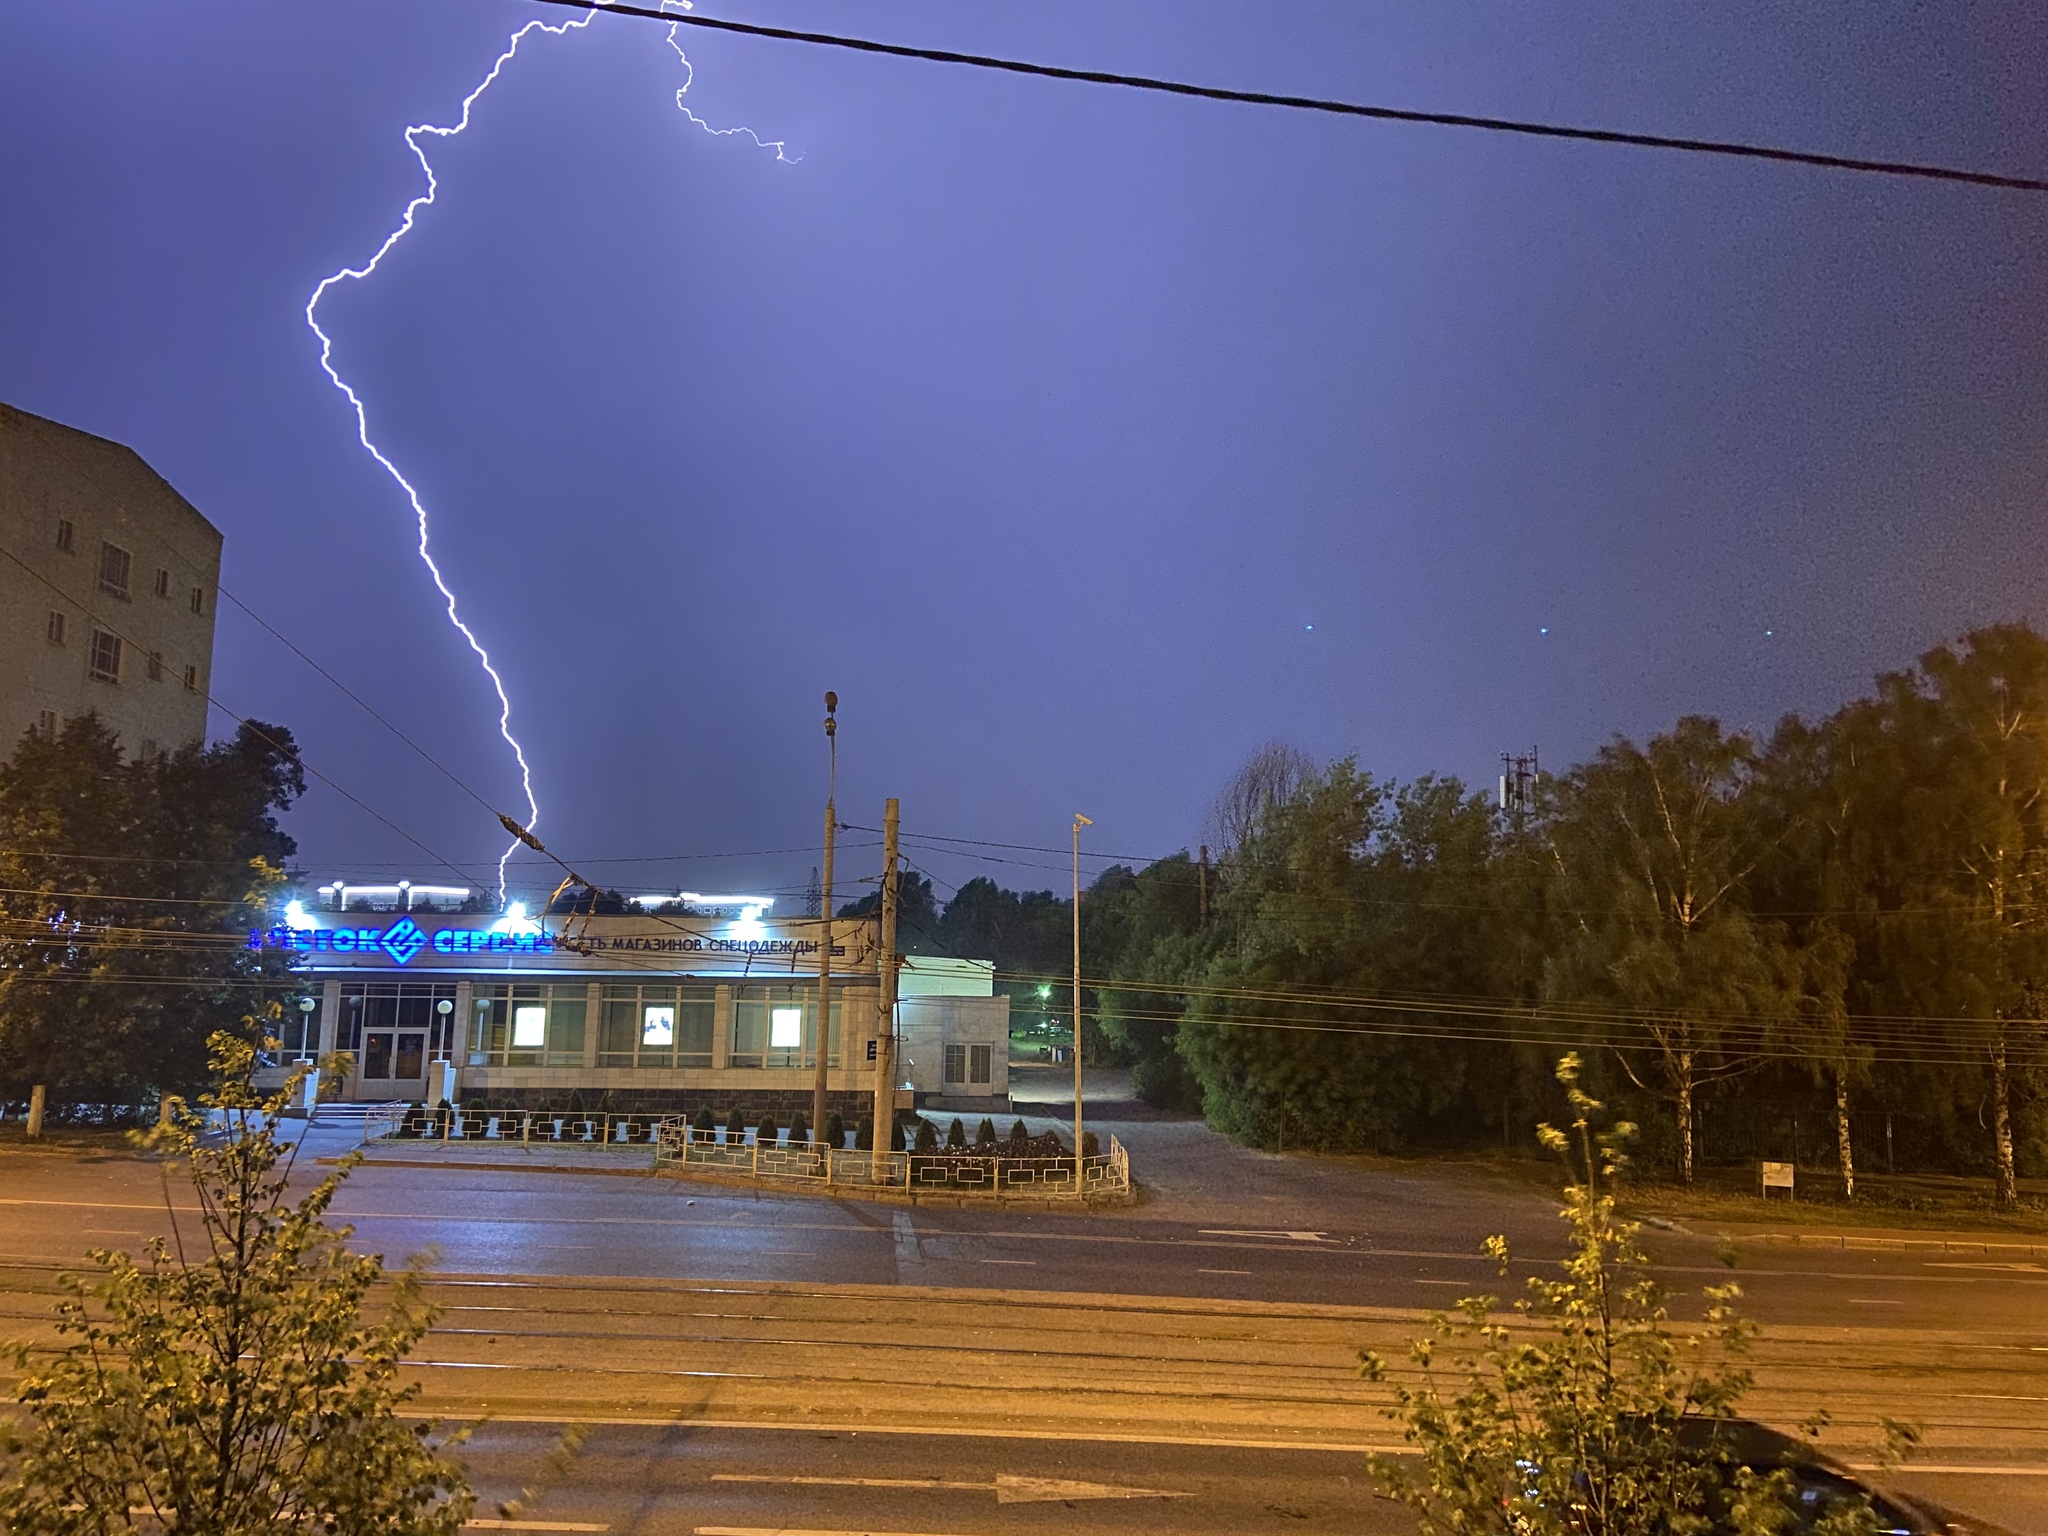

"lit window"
[189, 586, 205, 616]
[55, 519, 74, 553]
[642, 1005, 675, 1046]
[46, 611, 65, 644]
[770, 1007, 803, 1049]
[98, 542, 132, 599]
[511, 1005, 547, 1048]
[88, 629, 122, 683]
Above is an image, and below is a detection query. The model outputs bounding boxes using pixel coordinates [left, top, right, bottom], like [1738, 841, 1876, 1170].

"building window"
[189, 586, 205, 616]
[970, 1042, 992, 1085]
[599, 983, 713, 1069]
[183, 663, 199, 693]
[153, 567, 170, 598]
[98, 542, 132, 599]
[138, 739, 159, 764]
[46, 611, 65, 644]
[731, 985, 807, 1070]
[88, 629, 122, 684]
[945, 1043, 966, 1083]
[36, 710, 58, 739]
[55, 518, 74, 553]
[147, 650, 164, 681]
[472, 983, 586, 1068]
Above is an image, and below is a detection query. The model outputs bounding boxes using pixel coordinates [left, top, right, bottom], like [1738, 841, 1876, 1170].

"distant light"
[1037, 985, 1051, 999]
[1304, 624, 1314, 632]
[1539, 627, 1549, 635]
[490, 901, 541, 937]
[283, 900, 315, 930]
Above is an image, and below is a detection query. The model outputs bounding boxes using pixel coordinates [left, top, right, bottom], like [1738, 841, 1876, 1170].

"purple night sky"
[3, 1, 2044, 904]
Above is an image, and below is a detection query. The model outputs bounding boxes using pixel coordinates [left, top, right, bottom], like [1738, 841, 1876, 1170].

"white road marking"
[704, 1472, 1186, 1506]
[490, 1413, 1403, 1454]
[465, 1521, 608, 1532]
[1197, 1269, 1253, 1276]
[1414, 1280, 1468, 1287]
[698, 1528, 971, 1536]
[1199, 1229, 1328, 1242]
[1845, 1299, 1905, 1305]
[891, 1211, 922, 1278]
[978, 1259, 1034, 1266]
[1854, 1465, 2048, 1477]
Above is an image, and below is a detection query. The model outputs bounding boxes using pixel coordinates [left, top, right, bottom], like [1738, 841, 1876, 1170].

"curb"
[1733, 1230, 2048, 1258]
[651, 1162, 1141, 1211]
[318, 1156, 658, 1179]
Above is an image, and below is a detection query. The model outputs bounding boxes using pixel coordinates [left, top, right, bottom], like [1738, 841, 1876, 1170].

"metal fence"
[653, 1123, 1131, 1198]
[368, 1105, 677, 1148]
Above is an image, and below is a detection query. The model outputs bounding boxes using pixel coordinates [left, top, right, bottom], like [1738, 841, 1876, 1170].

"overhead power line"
[522, 0, 2048, 194]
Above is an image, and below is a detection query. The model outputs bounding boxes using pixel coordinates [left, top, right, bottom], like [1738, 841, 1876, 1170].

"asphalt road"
[2, 1116, 2046, 1531]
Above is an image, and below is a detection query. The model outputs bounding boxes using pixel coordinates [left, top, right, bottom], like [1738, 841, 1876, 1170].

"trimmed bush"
[913, 1118, 938, 1153]
[692, 1107, 716, 1138]
[822, 1111, 844, 1150]
[946, 1118, 967, 1150]
[855, 1119, 873, 1151]
[789, 1110, 810, 1146]
[725, 1105, 747, 1142]
[756, 1112, 779, 1146]
[1082, 1131, 1100, 1158]
[975, 1117, 997, 1147]
[1008, 1119, 1030, 1144]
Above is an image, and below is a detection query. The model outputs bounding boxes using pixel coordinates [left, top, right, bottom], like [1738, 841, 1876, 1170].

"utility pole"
[870, 797, 901, 1179]
[1072, 812, 1092, 1192]
[811, 693, 838, 1145]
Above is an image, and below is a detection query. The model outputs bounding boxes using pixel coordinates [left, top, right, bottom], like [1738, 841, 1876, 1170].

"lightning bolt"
[305, 1, 789, 900]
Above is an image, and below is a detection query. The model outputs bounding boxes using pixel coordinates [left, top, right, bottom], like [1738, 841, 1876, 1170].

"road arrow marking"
[710, 1474, 1186, 1503]
[1926, 1261, 2046, 1272]
[1199, 1228, 1328, 1242]
[995, 1475, 1186, 1503]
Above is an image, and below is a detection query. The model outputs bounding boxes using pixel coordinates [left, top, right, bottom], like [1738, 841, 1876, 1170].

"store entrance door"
[357, 1031, 427, 1098]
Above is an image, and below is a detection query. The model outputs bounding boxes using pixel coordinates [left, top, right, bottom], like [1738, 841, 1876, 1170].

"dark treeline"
[910, 625, 2048, 1203]
[0, 715, 307, 1112]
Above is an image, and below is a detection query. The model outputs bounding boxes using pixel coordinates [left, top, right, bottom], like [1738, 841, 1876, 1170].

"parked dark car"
[1686, 1420, 2019, 1536]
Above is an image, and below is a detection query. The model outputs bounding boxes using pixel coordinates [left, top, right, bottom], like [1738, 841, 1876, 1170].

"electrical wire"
[522, 0, 2048, 194]
[0, 543, 497, 892]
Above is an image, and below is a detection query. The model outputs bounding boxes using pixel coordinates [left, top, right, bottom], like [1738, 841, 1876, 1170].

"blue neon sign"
[246, 919, 555, 964]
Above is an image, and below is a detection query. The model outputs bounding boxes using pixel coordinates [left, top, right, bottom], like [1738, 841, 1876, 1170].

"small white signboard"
[1761, 1160, 1795, 1198]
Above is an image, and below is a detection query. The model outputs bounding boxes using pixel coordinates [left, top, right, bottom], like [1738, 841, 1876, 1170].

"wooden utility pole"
[870, 797, 900, 1179]
[811, 692, 838, 1145]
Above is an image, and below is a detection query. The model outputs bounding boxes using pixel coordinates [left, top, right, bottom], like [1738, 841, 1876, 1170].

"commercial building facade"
[251, 889, 1009, 1117]
[0, 403, 221, 757]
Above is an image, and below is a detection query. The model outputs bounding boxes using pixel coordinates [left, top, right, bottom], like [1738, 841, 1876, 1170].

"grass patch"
[1620, 1166, 2048, 1236]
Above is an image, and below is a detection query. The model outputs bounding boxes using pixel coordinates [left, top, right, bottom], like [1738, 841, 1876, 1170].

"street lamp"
[1072, 812, 1092, 1193]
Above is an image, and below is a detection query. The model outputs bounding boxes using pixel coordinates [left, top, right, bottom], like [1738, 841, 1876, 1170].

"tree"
[0, 1032, 471, 1533]
[1544, 719, 1794, 1185]
[0, 715, 306, 1111]
[1207, 740, 1315, 853]
[1890, 628, 2048, 1208]
[1181, 764, 1530, 1151]
[1364, 1056, 1894, 1536]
